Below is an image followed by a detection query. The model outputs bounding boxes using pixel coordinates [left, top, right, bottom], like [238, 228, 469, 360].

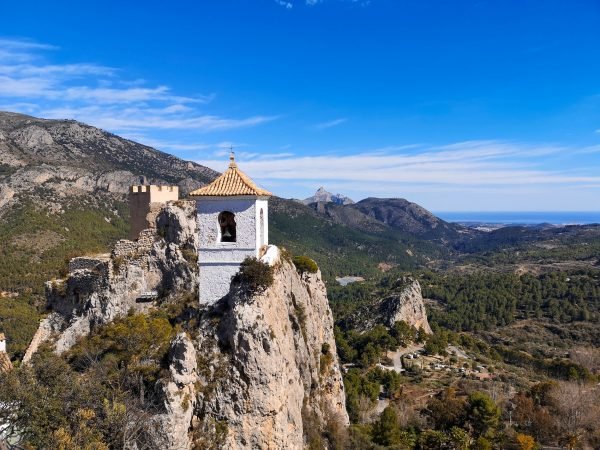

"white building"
[0, 333, 5, 353]
[190, 153, 271, 306]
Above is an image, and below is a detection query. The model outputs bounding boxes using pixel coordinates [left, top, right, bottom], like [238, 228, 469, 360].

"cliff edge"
[27, 201, 348, 449]
[186, 250, 348, 449]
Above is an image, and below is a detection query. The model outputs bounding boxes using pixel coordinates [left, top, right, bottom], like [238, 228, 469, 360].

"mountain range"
[1, 111, 598, 294]
[0, 112, 474, 288]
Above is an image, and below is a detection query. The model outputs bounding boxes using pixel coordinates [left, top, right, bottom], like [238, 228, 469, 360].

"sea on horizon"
[435, 211, 600, 225]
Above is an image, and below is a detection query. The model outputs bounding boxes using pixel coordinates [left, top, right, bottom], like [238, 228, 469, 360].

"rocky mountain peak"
[302, 186, 354, 206]
[0, 111, 219, 217]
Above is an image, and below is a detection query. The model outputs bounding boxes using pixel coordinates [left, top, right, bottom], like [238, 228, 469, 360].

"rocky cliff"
[341, 277, 432, 334]
[146, 248, 348, 449]
[187, 251, 348, 449]
[29, 201, 348, 449]
[26, 201, 199, 357]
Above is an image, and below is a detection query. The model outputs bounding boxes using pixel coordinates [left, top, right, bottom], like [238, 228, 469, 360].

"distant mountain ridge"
[306, 196, 475, 244]
[302, 186, 354, 205]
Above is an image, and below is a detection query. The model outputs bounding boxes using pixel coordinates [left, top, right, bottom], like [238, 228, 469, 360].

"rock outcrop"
[150, 333, 199, 450]
[342, 277, 432, 334]
[186, 249, 348, 449]
[30, 201, 348, 449]
[28, 201, 198, 354]
[377, 277, 432, 333]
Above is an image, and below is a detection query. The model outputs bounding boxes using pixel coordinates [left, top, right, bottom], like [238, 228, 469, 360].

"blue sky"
[1, 0, 600, 211]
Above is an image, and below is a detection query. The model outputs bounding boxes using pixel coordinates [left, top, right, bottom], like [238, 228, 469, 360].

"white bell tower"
[190, 153, 271, 306]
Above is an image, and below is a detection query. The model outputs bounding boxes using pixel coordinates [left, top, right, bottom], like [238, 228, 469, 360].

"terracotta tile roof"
[189, 153, 272, 197]
[0, 333, 4, 341]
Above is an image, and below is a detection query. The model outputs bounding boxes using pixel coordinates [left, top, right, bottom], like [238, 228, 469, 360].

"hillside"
[270, 197, 447, 281]
[349, 197, 472, 242]
[0, 112, 218, 357]
[0, 111, 218, 196]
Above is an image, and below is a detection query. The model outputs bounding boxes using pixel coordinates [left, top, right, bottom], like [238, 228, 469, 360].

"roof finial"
[229, 147, 237, 168]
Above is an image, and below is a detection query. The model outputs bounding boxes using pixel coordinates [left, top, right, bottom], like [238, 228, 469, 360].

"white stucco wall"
[0, 339, 5, 353]
[198, 264, 241, 307]
[196, 196, 269, 306]
[255, 199, 269, 249]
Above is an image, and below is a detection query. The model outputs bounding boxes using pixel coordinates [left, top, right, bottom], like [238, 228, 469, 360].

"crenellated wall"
[129, 185, 179, 240]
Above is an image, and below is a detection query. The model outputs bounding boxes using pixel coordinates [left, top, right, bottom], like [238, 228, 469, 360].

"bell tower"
[190, 153, 271, 306]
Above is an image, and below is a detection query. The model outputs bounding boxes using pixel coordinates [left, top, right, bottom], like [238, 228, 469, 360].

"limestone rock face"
[122, 247, 349, 450]
[31, 201, 198, 354]
[151, 333, 199, 450]
[31, 195, 348, 449]
[192, 253, 348, 450]
[342, 277, 432, 334]
[377, 277, 432, 333]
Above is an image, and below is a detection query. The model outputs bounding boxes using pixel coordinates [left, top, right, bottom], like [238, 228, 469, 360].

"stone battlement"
[129, 185, 179, 240]
[130, 185, 178, 194]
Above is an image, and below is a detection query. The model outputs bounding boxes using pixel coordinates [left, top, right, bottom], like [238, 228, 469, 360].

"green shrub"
[233, 257, 274, 294]
[292, 255, 318, 274]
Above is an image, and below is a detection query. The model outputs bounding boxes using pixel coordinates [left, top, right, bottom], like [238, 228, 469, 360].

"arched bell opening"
[218, 211, 236, 242]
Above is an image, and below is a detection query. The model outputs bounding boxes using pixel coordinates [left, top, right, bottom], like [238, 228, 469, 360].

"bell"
[222, 229, 232, 238]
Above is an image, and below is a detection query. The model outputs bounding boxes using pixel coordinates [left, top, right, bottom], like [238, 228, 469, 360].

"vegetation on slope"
[421, 269, 600, 332]
[269, 198, 444, 281]
[328, 262, 600, 449]
[0, 292, 202, 449]
[0, 198, 129, 359]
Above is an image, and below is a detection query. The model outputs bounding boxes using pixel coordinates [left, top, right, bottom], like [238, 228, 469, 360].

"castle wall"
[129, 185, 178, 240]
[68, 255, 110, 272]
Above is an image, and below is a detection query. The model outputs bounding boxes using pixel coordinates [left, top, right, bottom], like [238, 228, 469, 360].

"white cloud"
[41, 105, 277, 131]
[196, 140, 600, 189]
[119, 134, 212, 152]
[314, 117, 347, 130]
[0, 37, 276, 134]
[275, 0, 293, 8]
[275, 0, 372, 7]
